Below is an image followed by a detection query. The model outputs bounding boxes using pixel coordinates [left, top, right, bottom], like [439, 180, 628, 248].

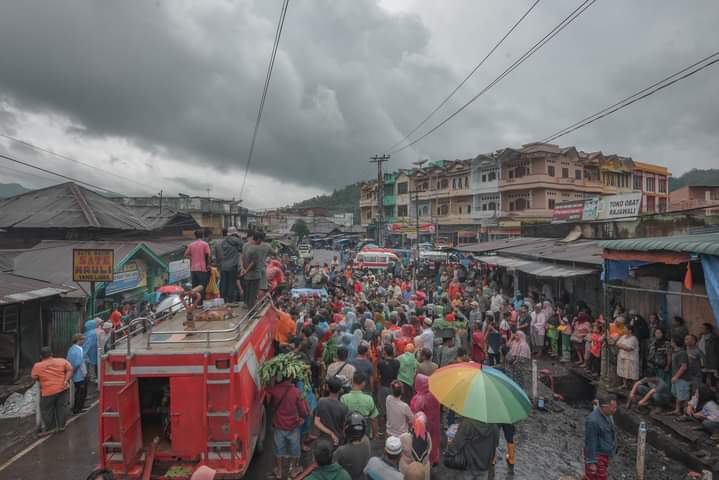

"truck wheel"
[254, 405, 268, 457]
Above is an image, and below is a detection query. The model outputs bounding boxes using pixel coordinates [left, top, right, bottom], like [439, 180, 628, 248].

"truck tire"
[254, 405, 268, 457]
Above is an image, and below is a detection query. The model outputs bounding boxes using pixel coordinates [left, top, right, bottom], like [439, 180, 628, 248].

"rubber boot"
[505, 442, 515, 474]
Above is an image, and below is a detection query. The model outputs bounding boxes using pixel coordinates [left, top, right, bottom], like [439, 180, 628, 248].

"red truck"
[98, 296, 278, 479]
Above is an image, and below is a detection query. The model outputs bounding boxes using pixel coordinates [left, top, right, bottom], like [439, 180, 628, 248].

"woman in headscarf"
[343, 310, 356, 330]
[410, 374, 441, 465]
[399, 412, 432, 480]
[507, 331, 532, 391]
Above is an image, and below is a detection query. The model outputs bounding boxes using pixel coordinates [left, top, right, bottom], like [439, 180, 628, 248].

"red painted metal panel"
[170, 376, 205, 458]
[118, 380, 143, 471]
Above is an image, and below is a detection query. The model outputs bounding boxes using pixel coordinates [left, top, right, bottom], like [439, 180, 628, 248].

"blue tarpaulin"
[603, 260, 652, 281]
[701, 255, 719, 326]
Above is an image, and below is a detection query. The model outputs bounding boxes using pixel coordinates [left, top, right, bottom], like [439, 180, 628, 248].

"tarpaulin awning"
[474, 256, 532, 269]
[701, 255, 719, 325]
[514, 261, 597, 278]
[602, 250, 691, 264]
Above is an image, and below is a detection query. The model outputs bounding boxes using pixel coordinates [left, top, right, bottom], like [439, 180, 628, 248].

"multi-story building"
[358, 142, 670, 245]
[497, 143, 603, 220]
[633, 161, 670, 213]
[359, 180, 379, 229]
[670, 185, 719, 215]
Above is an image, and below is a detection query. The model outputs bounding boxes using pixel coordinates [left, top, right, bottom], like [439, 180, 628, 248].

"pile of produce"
[258, 352, 310, 387]
[432, 318, 467, 331]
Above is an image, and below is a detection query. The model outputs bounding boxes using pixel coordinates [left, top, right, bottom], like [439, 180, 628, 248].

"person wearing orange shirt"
[31, 347, 73, 436]
[109, 304, 122, 330]
[275, 309, 296, 349]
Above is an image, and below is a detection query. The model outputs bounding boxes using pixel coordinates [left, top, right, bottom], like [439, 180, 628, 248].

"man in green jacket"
[306, 439, 351, 480]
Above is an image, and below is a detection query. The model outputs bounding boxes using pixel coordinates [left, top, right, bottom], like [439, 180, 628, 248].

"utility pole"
[409, 188, 421, 290]
[369, 154, 390, 246]
[158, 189, 163, 216]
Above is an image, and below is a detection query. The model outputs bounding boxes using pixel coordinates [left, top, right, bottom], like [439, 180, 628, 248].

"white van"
[353, 251, 398, 271]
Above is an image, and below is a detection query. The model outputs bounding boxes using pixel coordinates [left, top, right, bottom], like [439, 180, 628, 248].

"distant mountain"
[670, 169, 719, 191]
[0, 182, 30, 198]
[293, 183, 360, 218]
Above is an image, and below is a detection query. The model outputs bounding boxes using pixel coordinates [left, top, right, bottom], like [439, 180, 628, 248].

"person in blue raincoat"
[82, 318, 101, 382]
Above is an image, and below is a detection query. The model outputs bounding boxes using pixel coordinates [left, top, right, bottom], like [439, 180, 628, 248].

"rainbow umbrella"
[428, 362, 531, 424]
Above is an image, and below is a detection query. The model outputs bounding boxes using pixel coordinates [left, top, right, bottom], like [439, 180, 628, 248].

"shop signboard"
[168, 259, 191, 284]
[72, 249, 114, 282]
[551, 200, 585, 223]
[596, 192, 642, 220]
[105, 260, 147, 295]
[387, 222, 435, 234]
[551, 192, 643, 222]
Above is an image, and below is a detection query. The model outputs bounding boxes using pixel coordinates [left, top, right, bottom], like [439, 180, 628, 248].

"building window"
[658, 177, 666, 193]
[481, 174, 487, 182]
[488, 202, 497, 211]
[508, 170, 514, 179]
[1, 306, 18, 332]
[465, 177, 469, 188]
[562, 168, 569, 178]
[466, 204, 471, 213]
[437, 204, 449, 216]
[452, 179, 457, 189]
[633, 175, 642, 190]
[575, 170, 582, 180]
[397, 205, 408, 217]
[646, 177, 655, 192]
[547, 166, 555, 177]
[397, 182, 408, 194]
[548, 199, 556, 209]
[439, 179, 448, 189]
[482, 204, 488, 211]
[488, 171, 496, 181]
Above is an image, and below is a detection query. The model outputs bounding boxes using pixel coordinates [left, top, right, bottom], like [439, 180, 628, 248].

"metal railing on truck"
[108, 296, 271, 355]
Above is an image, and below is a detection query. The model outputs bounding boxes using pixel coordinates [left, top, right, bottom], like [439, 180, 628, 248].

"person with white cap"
[418, 318, 435, 354]
[364, 436, 404, 480]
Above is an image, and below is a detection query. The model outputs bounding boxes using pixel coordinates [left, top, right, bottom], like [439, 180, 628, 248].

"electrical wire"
[389, 0, 596, 155]
[239, 0, 290, 200]
[0, 132, 156, 192]
[538, 51, 719, 144]
[384, 0, 542, 153]
[0, 152, 118, 194]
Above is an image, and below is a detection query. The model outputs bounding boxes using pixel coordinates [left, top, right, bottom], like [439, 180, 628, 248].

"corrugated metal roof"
[0, 182, 150, 231]
[125, 206, 201, 230]
[474, 256, 533, 269]
[497, 238, 604, 265]
[598, 232, 719, 256]
[456, 237, 546, 254]
[515, 261, 596, 278]
[7, 240, 168, 294]
[0, 272, 74, 305]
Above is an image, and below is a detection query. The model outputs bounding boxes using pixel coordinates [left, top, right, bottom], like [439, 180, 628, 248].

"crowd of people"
[27, 229, 717, 480]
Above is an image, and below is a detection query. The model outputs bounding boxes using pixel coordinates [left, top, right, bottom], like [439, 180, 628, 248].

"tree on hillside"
[291, 219, 310, 241]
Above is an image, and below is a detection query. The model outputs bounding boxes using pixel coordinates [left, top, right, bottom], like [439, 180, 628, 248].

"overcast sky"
[0, 0, 717, 207]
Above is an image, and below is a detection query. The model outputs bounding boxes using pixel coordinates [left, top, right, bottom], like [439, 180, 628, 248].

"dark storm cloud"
[0, 0, 450, 188]
[0, 0, 717, 195]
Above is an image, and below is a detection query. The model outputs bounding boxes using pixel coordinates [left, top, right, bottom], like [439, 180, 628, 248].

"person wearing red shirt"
[109, 306, 122, 330]
[184, 230, 211, 300]
[266, 379, 310, 479]
[471, 322, 486, 364]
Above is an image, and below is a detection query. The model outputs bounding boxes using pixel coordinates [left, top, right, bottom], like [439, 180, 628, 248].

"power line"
[538, 51, 719, 144]
[384, 0, 542, 153]
[239, 0, 290, 200]
[0, 132, 156, 192]
[389, 0, 596, 155]
[0, 152, 118, 194]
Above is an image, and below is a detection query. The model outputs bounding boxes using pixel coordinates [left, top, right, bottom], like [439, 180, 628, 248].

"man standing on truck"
[241, 231, 269, 309]
[185, 230, 211, 303]
[266, 377, 309, 479]
[218, 227, 243, 303]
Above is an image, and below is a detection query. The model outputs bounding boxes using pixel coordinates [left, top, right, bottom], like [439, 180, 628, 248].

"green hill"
[0, 182, 30, 198]
[670, 169, 719, 191]
[293, 183, 360, 217]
